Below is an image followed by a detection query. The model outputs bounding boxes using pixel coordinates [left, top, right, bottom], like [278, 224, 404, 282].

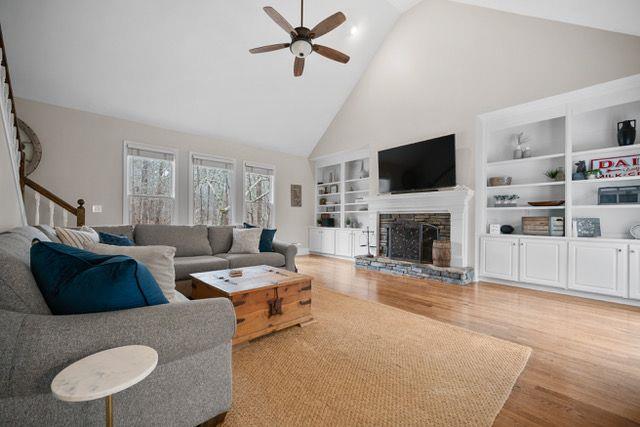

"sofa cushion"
[31, 241, 168, 315]
[228, 228, 262, 254]
[217, 253, 285, 269]
[244, 223, 276, 252]
[208, 226, 234, 255]
[174, 256, 230, 281]
[93, 225, 135, 241]
[34, 224, 61, 243]
[0, 227, 52, 314]
[88, 243, 177, 302]
[135, 225, 212, 257]
[98, 231, 135, 246]
[55, 226, 100, 249]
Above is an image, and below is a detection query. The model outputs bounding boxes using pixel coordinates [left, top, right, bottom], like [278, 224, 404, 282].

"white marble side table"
[51, 345, 158, 427]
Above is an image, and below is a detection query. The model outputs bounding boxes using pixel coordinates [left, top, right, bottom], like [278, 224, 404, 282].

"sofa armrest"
[272, 240, 298, 272]
[1, 298, 235, 398]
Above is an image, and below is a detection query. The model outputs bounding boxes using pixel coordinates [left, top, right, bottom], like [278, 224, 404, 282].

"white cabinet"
[309, 228, 323, 253]
[568, 241, 627, 297]
[630, 245, 640, 300]
[519, 238, 567, 288]
[335, 230, 353, 257]
[480, 236, 519, 281]
[321, 229, 335, 254]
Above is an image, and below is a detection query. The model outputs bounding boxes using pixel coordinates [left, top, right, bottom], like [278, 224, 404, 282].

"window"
[243, 162, 275, 228]
[124, 142, 176, 225]
[190, 153, 235, 226]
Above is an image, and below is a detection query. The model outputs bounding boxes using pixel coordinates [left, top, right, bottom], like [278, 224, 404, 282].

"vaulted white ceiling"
[1, 0, 638, 158]
[0, 0, 399, 156]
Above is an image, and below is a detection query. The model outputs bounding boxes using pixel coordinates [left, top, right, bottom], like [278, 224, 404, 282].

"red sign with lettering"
[591, 154, 640, 178]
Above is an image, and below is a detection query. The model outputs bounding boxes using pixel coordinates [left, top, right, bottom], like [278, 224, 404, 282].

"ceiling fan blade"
[249, 43, 290, 54]
[263, 7, 298, 36]
[313, 45, 350, 64]
[310, 12, 346, 39]
[294, 57, 305, 77]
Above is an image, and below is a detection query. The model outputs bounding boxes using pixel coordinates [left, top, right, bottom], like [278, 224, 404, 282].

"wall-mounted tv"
[378, 134, 456, 194]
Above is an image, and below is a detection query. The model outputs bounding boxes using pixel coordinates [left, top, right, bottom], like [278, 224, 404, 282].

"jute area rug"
[224, 287, 531, 426]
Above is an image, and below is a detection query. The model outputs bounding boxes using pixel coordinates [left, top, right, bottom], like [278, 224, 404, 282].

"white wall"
[0, 112, 26, 231]
[310, 0, 640, 265]
[16, 98, 315, 246]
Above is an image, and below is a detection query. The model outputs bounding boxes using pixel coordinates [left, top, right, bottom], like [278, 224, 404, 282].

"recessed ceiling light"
[350, 26, 359, 36]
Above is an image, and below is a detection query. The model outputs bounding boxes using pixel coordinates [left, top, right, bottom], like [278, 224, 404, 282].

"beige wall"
[311, 0, 640, 264]
[17, 98, 315, 246]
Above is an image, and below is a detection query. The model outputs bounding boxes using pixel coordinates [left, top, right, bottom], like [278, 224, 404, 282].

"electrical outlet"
[92, 205, 103, 213]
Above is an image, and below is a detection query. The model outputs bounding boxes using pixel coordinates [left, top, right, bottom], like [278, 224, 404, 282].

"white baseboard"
[296, 247, 310, 256]
[478, 276, 640, 307]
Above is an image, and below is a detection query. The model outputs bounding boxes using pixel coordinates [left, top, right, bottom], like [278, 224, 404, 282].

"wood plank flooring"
[297, 255, 640, 426]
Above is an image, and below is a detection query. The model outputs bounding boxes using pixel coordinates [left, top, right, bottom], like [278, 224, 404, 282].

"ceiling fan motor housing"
[290, 27, 313, 58]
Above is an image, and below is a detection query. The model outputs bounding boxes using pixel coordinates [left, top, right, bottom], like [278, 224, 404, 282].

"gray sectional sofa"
[0, 226, 236, 426]
[91, 224, 298, 297]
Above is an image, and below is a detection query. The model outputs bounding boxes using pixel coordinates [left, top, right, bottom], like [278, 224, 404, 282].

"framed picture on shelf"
[572, 218, 602, 238]
[591, 154, 640, 179]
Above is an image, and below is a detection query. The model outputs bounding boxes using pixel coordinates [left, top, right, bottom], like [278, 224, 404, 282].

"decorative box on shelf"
[522, 216, 564, 236]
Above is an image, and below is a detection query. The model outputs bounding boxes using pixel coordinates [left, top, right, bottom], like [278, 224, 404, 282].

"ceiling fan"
[249, 0, 350, 77]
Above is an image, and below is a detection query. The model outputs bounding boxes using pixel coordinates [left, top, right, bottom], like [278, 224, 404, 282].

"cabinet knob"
[618, 249, 622, 253]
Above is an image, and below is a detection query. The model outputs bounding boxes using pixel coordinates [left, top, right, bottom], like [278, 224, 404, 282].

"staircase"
[1, 23, 85, 228]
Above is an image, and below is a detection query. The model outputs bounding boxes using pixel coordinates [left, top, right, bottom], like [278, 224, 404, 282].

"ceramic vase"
[618, 120, 636, 146]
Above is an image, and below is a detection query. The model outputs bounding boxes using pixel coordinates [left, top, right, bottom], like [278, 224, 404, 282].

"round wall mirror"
[17, 118, 42, 176]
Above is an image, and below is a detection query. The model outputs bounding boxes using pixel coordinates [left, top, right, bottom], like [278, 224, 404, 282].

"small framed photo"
[573, 218, 601, 238]
[291, 184, 302, 207]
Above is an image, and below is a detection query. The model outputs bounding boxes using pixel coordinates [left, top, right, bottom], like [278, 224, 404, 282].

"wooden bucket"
[432, 240, 451, 268]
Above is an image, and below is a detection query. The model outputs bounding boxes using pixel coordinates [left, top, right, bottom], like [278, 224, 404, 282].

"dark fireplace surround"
[379, 213, 451, 264]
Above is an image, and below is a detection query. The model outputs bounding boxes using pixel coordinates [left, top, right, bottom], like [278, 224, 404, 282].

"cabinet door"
[321, 230, 336, 255]
[519, 238, 567, 288]
[480, 237, 519, 281]
[335, 230, 353, 257]
[630, 245, 640, 300]
[309, 229, 323, 253]
[568, 242, 627, 297]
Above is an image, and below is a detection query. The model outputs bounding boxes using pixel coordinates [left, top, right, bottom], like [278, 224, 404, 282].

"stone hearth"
[355, 256, 474, 285]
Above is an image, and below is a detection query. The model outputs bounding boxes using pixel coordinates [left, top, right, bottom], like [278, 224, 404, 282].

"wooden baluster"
[34, 192, 40, 225]
[76, 199, 85, 227]
[63, 210, 68, 227]
[49, 200, 55, 227]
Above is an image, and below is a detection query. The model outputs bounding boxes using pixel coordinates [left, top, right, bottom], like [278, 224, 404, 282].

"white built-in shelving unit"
[310, 149, 375, 259]
[475, 74, 640, 305]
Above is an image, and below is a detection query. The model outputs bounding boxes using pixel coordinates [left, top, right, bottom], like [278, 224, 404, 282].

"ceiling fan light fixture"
[290, 39, 313, 58]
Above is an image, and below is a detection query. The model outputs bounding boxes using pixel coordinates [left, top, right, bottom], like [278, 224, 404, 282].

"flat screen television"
[378, 134, 456, 194]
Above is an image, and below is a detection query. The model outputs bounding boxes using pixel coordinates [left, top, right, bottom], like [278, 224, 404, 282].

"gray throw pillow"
[87, 243, 178, 302]
[229, 228, 262, 254]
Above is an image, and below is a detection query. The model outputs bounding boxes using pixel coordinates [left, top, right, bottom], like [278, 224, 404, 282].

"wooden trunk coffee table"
[190, 266, 313, 345]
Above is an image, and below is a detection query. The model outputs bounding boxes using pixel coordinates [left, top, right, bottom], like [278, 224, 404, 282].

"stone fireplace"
[354, 188, 474, 285]
[379, 213, 451, 264]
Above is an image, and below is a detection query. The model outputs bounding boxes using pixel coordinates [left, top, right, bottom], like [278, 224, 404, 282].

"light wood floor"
[297, 255, 640, 426]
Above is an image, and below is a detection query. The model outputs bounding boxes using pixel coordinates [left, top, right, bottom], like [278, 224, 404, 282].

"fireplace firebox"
[379, 213, 451, 265]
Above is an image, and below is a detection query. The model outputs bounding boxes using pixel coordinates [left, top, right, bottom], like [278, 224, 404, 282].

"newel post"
[76, 199, 86, 227]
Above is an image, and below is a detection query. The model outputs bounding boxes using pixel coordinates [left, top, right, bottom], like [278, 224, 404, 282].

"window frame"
[242, 160, 276, 228]
[122, 140, 178, 225]
[188, 152, 236, 226]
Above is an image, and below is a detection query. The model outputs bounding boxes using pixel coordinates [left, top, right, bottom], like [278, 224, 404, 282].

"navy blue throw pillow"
[30, 241, 168, 315]
[243, 223, 276, 252]
[99, 231, 134, 246]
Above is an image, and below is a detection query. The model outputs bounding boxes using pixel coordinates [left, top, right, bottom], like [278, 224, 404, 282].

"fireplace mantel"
[367, 186, 474, 267]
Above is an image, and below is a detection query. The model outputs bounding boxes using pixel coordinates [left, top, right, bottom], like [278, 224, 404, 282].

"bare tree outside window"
[244, 164, 275, 228]
[126, 145, 175, 225]
[192, 156, 233, 226]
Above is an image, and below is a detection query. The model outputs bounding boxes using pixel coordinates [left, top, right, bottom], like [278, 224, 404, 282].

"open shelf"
[486, 181, 564, 190]
[487, 153, 565, 167]
[345, 190, 369, 195]
[487, 206, 566, 211]
[345, 177, 370, 183]
[572, 176, 640, 185]
[572, 144, 640, 158]
[573, 204, 640, 209]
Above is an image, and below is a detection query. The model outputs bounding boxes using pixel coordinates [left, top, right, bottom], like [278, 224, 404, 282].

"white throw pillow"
[87, 242, 178, 302]
[229, 228, 262, 254]
[55, 226, 100, 249]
